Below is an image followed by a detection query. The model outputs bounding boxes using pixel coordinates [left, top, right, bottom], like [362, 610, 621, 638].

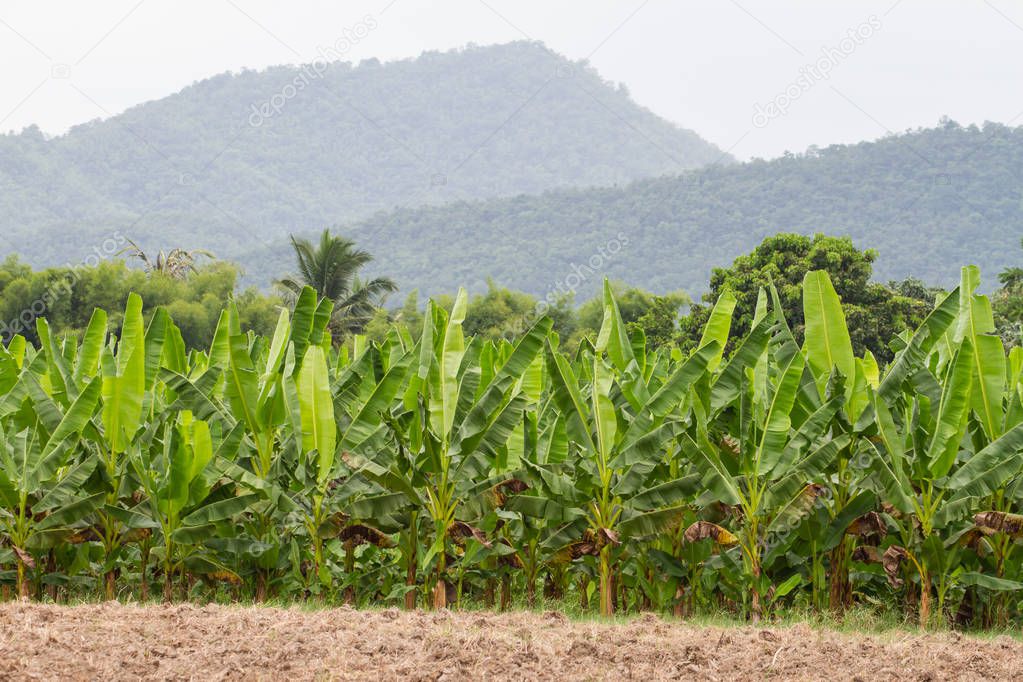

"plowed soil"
[1, 601, 1021, 680]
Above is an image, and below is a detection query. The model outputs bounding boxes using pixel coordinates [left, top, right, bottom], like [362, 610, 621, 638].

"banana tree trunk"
[404, 562, 417, 610]
[828, 538, 852, 613]
[45, 552, 58, 602]
[673, 584, 686, 619]
[745, 527, 763, 623]
[104, 570, 116, 600]
[904, 569, 918, 616]
[919, 565, 931, 629]
[809, 541, 825, 612]
[432, 578, 447, 609]
[524, 550, 538, 609]
[484, 577, 495, 608]
[432, 548, 447, 610]
[750, 561, 762, 623]
[614, 568, 623, 614]
[639, 566, 653, 611]
[343, 540, 356, 605]
[163, 569, 174, 603]
[544, 568, 564, 601]
[311, 535, 325, 599]
[16, 562, 30, 599]
[139, 543, 151, 601]
[500, 573, 511, 611]
[404, 514, 418, 610]
[255, 570, 268, 603]
[183, 573, 196, 601]
[599, 547, 614, 617]
[992, 538, 1009, 627]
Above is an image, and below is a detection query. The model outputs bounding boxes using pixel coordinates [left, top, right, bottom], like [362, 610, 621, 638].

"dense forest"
[0, 41, 726, 268]
[240, 119, 1023, 298]
[4, 232, 1019, 357]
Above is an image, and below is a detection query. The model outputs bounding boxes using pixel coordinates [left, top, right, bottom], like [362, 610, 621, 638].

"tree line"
[3, 231, 1020, 361]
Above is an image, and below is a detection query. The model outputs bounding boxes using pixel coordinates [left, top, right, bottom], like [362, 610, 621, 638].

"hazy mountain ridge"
[241, 119, 1021, 298]
[0, 41, 729, 265]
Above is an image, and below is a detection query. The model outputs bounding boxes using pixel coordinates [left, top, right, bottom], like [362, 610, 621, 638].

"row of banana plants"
[2, 267, 1023, 628]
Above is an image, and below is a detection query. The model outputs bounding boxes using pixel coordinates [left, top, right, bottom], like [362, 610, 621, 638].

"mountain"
[241, 119, 1021, 299]
[0, 41, 729, 267]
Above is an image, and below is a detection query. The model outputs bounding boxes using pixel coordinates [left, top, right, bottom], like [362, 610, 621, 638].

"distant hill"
[242, 119, 1021, 298]
[0, 41, 729, 267]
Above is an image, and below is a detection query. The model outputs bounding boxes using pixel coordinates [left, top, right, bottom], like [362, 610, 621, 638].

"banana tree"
[950, 268, 1023, 581]
[76, 294, 170, 597]
[283, 297, 338, 593]
[518, 281, 718, 616]
[328, 334, 414, 603]
[131, 410, 262, 600]
[496, 385, 574, 608]
[348, 290, 549, 608]
[868, 268, 1023, 626]
[686, 283, 852, 621]
[220, 287, 332, 478]
[170, 287, 331, 598]
[144, 307, 292, 600]
[800, 270, 887, 612]
[0, 375, 103, 596]
[965, 507, 1023, 626]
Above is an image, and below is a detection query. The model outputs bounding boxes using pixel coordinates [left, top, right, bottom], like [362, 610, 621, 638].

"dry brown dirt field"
[2, 602, 1023, 681]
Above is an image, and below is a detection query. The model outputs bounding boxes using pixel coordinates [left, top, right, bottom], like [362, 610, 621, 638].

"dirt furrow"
[1, 602, 1020, 681]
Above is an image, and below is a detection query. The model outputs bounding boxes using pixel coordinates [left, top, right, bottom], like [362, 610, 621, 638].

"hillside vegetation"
[0, 41, 726, 267]
[245, 119, 1021, 297]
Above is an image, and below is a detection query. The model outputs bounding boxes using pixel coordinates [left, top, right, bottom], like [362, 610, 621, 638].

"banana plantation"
[3, 266, 1023, 630]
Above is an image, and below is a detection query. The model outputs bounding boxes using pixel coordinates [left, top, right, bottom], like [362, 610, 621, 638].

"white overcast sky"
[1, 0, 1021, 160]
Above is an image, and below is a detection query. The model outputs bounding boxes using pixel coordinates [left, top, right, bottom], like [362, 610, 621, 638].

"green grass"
[12, 586, 1023, 641]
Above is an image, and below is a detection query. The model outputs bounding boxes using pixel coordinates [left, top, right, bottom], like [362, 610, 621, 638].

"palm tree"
[278, 230, 397, 337]
[998, 267, 1023, 291]
[118, 239, 214, 279]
